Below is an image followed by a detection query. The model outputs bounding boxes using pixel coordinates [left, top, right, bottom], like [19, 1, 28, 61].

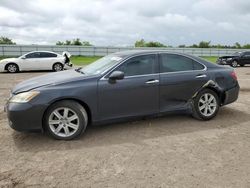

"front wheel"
[44, 100, 88, 140]
[192, 89, 219, 120]
[6, 63, 19, 73]
[231, 61, 238, 68]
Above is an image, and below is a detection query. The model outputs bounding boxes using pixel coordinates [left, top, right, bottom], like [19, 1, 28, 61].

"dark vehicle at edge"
[5, 50, 240, 140]
[217, 51, 250, 67]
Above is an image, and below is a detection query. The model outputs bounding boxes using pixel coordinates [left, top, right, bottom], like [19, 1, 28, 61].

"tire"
[231, 61, 238, 68]
[53, 63, 64, 72]
[192, 89, 220, 121]
[44, 100, 88, 140]
[6, 63, 19, 73]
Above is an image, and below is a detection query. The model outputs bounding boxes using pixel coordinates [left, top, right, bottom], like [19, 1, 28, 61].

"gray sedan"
[6, 50, 239, 140]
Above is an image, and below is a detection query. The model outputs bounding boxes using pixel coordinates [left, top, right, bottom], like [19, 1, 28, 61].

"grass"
[201, 56, 218, 63]
[71, 56, 102, 65]
[0, 55, 218, 65]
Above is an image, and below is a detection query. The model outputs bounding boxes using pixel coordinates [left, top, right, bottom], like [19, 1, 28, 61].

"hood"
[12, 69, 97, 94]
[0, 57, 18, 63]
[219, 55, 238, 59]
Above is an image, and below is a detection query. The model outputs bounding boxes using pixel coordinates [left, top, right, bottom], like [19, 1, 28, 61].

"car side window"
[160, 54, 204, 73]
[243, 52, 250, 57]
[25, 52, 40, 58]
[40, 52, 57, 58]
[116, 54, 157, 77]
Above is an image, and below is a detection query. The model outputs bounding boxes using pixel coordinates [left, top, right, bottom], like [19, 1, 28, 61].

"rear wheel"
[44, 100, 88, 140]
[192, 89, 219, 120]
[231, 61, 238, 68]
[6, 63, 19, 73]
[53, 63, 63, 72]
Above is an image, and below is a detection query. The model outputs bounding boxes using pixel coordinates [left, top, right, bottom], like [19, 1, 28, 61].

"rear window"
[160, 54, 204, 73]
[40, 52, 57, 58]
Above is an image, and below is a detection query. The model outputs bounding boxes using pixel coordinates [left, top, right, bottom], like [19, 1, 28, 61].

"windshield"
[232, 52, 241, 56]
[80, 55, 123, 75]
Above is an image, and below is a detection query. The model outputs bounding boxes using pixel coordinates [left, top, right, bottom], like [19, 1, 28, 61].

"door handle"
[196, 74, 207, 78]
[145, 79, 159, 84]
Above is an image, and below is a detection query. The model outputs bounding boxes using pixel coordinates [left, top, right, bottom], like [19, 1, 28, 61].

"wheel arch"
[193, 82, 225, 105]
[52, 62, 64, 70]
[4, 62, 19, 71]
[42, 98, 92, 131]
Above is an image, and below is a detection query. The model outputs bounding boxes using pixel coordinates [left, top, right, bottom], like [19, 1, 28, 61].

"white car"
[0, 51, 72, 73]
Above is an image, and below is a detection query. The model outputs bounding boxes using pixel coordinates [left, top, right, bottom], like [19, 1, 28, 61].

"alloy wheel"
[231, 61, 238, 67]
[8, 64, 17, 73]
[54, 64, 63, 71]
[48, 107, 80, 138]
[198, 93, 217, 117]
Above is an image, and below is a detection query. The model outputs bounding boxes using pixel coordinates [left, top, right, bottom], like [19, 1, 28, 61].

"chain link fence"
[0, 45, 246, 57]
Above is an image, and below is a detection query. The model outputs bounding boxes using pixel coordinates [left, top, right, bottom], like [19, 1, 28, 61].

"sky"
[0, 0, 250, 46]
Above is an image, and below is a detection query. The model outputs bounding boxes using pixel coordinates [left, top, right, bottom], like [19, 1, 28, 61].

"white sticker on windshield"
[111, 57, 122, 61]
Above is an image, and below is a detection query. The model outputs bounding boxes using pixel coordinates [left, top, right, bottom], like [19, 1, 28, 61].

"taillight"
[230, 71, 237, 80]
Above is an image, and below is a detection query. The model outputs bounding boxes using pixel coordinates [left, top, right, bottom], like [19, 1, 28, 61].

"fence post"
[2, 46, 4, 56]
[20, 46, 22, 56]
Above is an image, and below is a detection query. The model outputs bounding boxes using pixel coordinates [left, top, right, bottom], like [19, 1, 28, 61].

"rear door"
[98, 54, 159, 120]
[159, 53, 209, 112]
[39, 52, 59, 69]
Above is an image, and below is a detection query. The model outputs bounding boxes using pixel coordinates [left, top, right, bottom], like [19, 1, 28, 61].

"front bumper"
[223, 84, 240, 105]
[5, 102, 48, 132]
[0, 63, 5, 72]
[217, 60, 229, 65]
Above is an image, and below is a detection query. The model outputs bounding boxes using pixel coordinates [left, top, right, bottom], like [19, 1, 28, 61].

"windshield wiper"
[75, 67, 85, 74]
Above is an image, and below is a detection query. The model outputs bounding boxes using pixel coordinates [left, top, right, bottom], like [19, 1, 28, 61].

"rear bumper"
[223, 84, 240, 105]
[5, 102, 48, 132]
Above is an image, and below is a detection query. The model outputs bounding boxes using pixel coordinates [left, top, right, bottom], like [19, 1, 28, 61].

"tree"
[56, 41, 64, 45]
[135, 39, 146, 47]
[190, 44, 198, 48]
[243, 44, 250, 49]
[65, 40, 71, 45]
[82, 41, 92, 46]
[0, 36, 16, 44]
[55, 39, 92, 46]
[135, 39, 166, 47]
[235, 42, 241, 49]
[198, 41, 211, 48]
[178, 44, 186, 48]
[146, 41, 166, 47]
[72, 38, 82, 45]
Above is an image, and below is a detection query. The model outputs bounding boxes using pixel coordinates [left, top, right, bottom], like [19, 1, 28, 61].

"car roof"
[28, 51, 60, 54]
[113, 49, 216, 67]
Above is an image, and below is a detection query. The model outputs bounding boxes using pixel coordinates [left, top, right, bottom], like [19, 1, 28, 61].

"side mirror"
[21, 56, 26, 59]
[109, 71, 124, 80]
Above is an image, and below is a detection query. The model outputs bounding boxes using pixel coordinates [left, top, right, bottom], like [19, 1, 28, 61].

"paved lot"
[0, 68, 250, 187]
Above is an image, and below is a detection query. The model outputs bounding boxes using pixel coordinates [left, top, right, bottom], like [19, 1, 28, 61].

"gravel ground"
[0, 68, 250, 188]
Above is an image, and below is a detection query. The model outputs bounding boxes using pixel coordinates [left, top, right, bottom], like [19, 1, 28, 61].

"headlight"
[227, 58, 232, 60]
[9, 91, 40, 103]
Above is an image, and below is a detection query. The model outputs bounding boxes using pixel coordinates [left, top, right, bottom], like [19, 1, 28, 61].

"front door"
[240, 52, 250, 65]
[98, 54, 159, 121]
[21, 52, 41, 70]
